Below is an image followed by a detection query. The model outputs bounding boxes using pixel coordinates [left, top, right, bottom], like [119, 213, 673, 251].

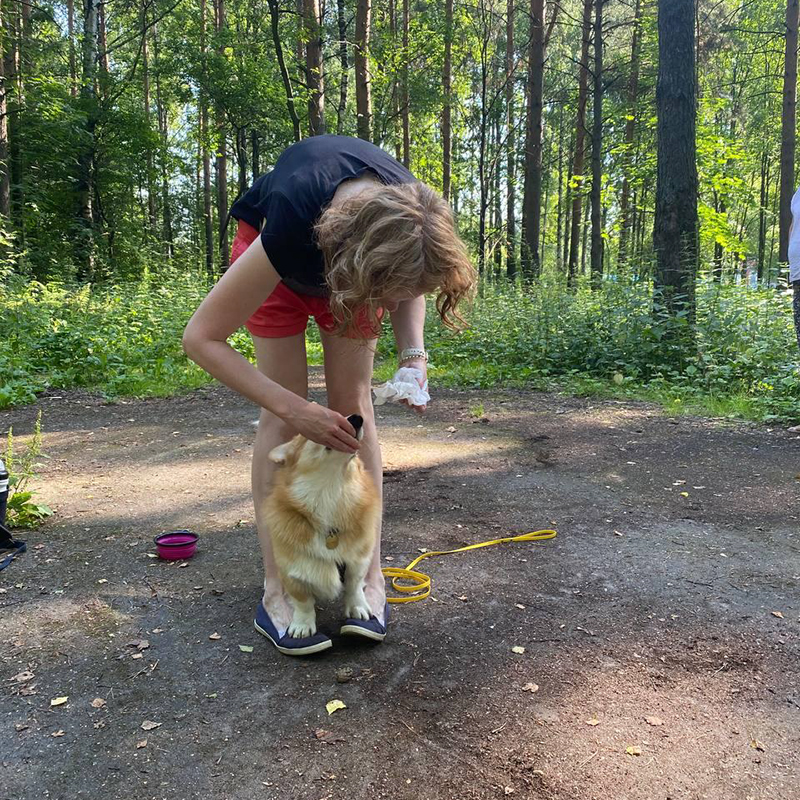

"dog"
[263, 414, 381, 638]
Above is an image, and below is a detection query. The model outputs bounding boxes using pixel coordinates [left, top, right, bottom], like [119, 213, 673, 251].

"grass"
[1, 270, 798, 424]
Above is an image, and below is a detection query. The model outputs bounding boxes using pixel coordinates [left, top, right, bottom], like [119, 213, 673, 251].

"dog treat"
[372, 367, 430, 407]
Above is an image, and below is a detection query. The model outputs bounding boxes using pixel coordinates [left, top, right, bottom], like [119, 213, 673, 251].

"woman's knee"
[326, 387, 374, 421]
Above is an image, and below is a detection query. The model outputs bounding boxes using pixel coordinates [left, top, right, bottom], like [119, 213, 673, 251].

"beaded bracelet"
[398, 347, 428, 364]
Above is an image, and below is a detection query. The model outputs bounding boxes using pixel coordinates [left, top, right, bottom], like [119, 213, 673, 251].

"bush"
[1, 270, 798, 423]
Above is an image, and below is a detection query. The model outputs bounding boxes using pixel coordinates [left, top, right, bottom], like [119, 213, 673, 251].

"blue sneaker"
[339, 602, 390, 642]
[253, 602, 332, 656]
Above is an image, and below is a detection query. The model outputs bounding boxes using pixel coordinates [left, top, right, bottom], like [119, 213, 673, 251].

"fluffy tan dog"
[264, 414, 380, 638]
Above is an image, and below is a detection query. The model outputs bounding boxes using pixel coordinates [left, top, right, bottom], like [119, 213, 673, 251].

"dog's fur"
[264, 428, 380, 638]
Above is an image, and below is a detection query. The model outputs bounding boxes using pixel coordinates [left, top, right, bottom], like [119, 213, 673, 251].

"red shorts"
[231, 220, 383, 339]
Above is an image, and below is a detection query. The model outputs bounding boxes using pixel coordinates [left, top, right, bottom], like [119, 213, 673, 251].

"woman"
[789, 186, 800, 351]
[182, 134, 476, 655]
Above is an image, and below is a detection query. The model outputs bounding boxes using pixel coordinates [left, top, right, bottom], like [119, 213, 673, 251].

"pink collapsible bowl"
[154, 530, 199, 561]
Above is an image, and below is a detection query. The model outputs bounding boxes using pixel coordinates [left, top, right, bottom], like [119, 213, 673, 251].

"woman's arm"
[389, 295, 428, 412]
[182, 237, 358, 451]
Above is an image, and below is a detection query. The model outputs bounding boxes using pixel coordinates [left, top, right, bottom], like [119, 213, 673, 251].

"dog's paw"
[287, 620, 316, 638]
[344, 601, 371, 621]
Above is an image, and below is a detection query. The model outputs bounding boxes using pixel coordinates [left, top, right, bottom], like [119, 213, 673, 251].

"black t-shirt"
[229, 135, 416, 296]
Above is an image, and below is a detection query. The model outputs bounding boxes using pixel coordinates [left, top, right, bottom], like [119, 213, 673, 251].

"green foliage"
[3, 412, 52, 528]
[379, 276, 800, 423]
[1, 271, 798, 424]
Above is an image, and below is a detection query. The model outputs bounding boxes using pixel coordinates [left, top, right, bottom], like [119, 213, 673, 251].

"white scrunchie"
[372, 367, 430, 407]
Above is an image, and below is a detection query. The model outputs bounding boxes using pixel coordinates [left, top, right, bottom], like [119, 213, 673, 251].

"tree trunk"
[567, 0, 592, 288]
[200, 0, 214, 278]
[355, 0, 371, 140]
[267, 0, 302, 141]
[617, 0, 641, 268]
[389, 0, 401, 160]
[521, 0, 545, 279]
[98, 0, 110, 93]
[8, 1, 23, 232]
[779, 0, 800, 263]
[153, 19, 174, 258]
[142, 2, 157, 239]
[401, 0, 410, 168]
[68, 0, 77, 97]
[590, 0, 604, 287]
[215, 0, 229, 269]
[236, 127, 248, 195]
[562, 133, 573, 273]
[477, 25, 489, 276]
[758, 149, 769, 281]
[337, 0, 349, 135]
[494, 113, 503, 275]
[251, 130, 260, 180]
[0, 0, 9, 219]
[304, 0, 325, 135]
[76, 0, 100, 278]
[505, 0, 516, 279]
[442, 0, 453, 201]
[654, 0, 698, 321]
[555, 104, 564, 272]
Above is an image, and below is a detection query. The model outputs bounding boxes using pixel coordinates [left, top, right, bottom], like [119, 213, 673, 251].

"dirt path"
[1, 373, 799, 800]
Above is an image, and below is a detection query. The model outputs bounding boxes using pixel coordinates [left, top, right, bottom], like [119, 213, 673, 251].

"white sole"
[254, 620, 333, 655]
[339, 624, 386, 642]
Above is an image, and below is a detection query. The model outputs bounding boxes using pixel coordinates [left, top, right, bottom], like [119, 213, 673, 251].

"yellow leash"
[381, 529, 557, 604]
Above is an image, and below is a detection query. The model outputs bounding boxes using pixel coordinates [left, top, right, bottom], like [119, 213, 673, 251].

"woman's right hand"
[285, 400, 360, 453]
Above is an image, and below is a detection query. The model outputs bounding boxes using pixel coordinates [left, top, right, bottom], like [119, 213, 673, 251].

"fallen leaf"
[141, 720, 162, 731]
[136, 739, 148, 749]
[131, 653, 144, 660]
[458, 595, 468, 602]
[90, 698, 106, 709]
[511, 646, 525, 654]
[771, 611, 785, 619]
[51, 730, 65, 737]
[11, 671, 34, 683]
[626, 745, 642, 756]
[50, 696, 68, 707]
[645, 715, 664, 726]
[178, 562, 189, 568]
[515, 603, 526, 610]
[127, 639, 150, 650]
[335, 667, 354, 684]
[504, 788, 515, 796]
[238, 645, 254, 653]
[14, 722, 29, 732]
[326, 699, 347, 715]
[521, 683, 539, 693]
[446, 426, 456, 433]
[751, 739, 765, 752]
[586, 718, 601, 727]
[313, 728, 345, 744]
[209, 632, 221, 640]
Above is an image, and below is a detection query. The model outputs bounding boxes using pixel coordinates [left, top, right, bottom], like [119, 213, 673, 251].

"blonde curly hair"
[314, 180, 476, 337]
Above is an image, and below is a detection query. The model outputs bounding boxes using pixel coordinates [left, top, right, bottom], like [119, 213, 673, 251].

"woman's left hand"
[399, 358, 428, 413]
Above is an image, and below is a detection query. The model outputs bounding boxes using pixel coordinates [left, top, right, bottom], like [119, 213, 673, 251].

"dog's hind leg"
[282, 575, 318, 638]
[342, 557, 372, 621]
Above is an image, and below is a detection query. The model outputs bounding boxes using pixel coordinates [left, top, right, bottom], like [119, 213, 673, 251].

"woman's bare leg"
[319, 330, 387, 623]
[251, 332, 308, 634]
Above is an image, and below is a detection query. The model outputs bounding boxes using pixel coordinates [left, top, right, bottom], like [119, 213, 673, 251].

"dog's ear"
[268, 441, 292, 465]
